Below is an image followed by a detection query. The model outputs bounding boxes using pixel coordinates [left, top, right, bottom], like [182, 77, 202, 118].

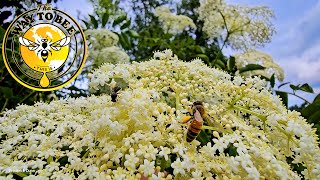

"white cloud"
[279, 41, 320, 84]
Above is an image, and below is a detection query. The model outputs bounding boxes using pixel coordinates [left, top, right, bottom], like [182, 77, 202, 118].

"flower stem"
[1, 98, 9, 113]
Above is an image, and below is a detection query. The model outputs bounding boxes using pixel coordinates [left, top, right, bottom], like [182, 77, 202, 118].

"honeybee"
[181, 101, 228, 142]
[111, 86, 121, 102]
[19, 36, 71, 62]
[181, 101, 206, 142]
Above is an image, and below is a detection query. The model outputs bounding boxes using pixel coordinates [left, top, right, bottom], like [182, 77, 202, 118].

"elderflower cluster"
[235, 49, 285, 81]
[198, 0, 275, 50]
[155, 6, 196, 34]
[85, 29, 130, 66]
[1, 50, 319, 179]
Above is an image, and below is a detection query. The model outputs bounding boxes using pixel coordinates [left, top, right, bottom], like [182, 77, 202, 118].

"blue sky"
[56, 0, 320, 106]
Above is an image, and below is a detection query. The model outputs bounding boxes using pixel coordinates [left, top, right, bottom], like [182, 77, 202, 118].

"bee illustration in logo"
[111, 86, 121, 102]
[19, 36, 71, 62]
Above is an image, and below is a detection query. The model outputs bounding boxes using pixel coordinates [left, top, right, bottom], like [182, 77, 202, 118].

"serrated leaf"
[239, 64, 265, 73]
[89, 15, 98, 28]
[102, 12, 109, 27]
[113, 15, 127, 26]
[0, 87, 13, 98]
[299, 83, 314, 93]
[120, 20, 130, 30]
[128, 30, 139, 38]
[227, 56, 235, 71]
[278, 82, 290, 89]
[275, 91, 288, 107]
[270, 74, 275, 88]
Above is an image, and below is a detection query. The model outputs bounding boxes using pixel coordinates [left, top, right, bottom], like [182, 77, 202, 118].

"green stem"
[1, 98, 9, 113]
[212, 10, 230, 66]
[275, 90, 311, 104]
[18, 91, 36, 104]
[230, 105, 267, 121]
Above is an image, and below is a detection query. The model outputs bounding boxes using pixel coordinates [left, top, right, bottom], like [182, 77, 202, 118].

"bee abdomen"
[186, 120, 202, 142]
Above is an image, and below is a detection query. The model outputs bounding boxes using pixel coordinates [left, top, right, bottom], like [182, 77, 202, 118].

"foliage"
[1, 50, 319, 179]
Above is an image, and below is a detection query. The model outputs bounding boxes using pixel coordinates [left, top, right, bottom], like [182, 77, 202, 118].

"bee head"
[192, 101, 205, 116]
[41, 39, 48, 43]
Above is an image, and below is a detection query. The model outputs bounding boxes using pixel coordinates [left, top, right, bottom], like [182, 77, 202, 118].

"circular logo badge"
[2, 4, 87, 91]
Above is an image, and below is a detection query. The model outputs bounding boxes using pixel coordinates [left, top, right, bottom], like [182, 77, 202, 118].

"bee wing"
[50, 36, 71, 51]
[203, 114, 229, 133]
[19, 37, 39, 51]
[193, 109, 204, 123]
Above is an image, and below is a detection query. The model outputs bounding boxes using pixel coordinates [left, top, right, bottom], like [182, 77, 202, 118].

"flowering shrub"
[85, 29, 130, 66]
[234, 49, 284, 81]
[1, 50, 319, 179]
[198, 0, 275, 50]
[154, 6, 196, 35]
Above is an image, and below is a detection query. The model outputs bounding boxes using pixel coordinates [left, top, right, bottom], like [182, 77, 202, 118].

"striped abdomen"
[186, 110, 203, 142]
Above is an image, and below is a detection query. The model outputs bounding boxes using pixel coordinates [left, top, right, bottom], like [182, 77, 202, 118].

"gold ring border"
[2, 8, 87, 91]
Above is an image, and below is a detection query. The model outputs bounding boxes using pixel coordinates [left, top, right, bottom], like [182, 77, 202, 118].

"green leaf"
[113, 15, 127, 26]
[301, 102, 320, 119]
[196, 130, 210, 146]
[278, 82, 290, 89]
[313, 94, 320, 103]
[290, 83, 314, 93]
[275, 90, 288, 107]
[196, 54, 209, 63]
[299, 83, 314, 93]
[0, 26, 5, 42]
[89, 15, 98, 28]
[102, 12, 109, 27]
[0, 87, 13, 98]
[290, 84, 300, 91]
[227, 56, 235, 71]
[270, 74, 275, 88]
[216, 59, 226, 69]
[239, 64, 265, 73]
[309, 110, 320, 124]
[120, 20, 130, 30]
[195, 45, 205, 54]
[47, 156, 53, 164]
[14, 172, 28, 177]
[128, 30, 139, 38]
[160, 156, 171, 170]
[119, 33, 131, 49]
[81, 20, 90, 29]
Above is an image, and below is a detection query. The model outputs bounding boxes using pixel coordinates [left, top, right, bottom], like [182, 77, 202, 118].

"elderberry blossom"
[0, 50, 319, 179]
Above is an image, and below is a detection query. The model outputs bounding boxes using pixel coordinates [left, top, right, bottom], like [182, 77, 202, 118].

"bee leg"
[180, 116, 192, 123]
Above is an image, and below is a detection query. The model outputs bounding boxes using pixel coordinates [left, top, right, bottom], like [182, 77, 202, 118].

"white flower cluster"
[235, 49, 285, 81]
[85, 29, 130, 66]
[1, 50, 319, 179]
[198, 0, 275, 50]
[155, 6, 196, 35]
